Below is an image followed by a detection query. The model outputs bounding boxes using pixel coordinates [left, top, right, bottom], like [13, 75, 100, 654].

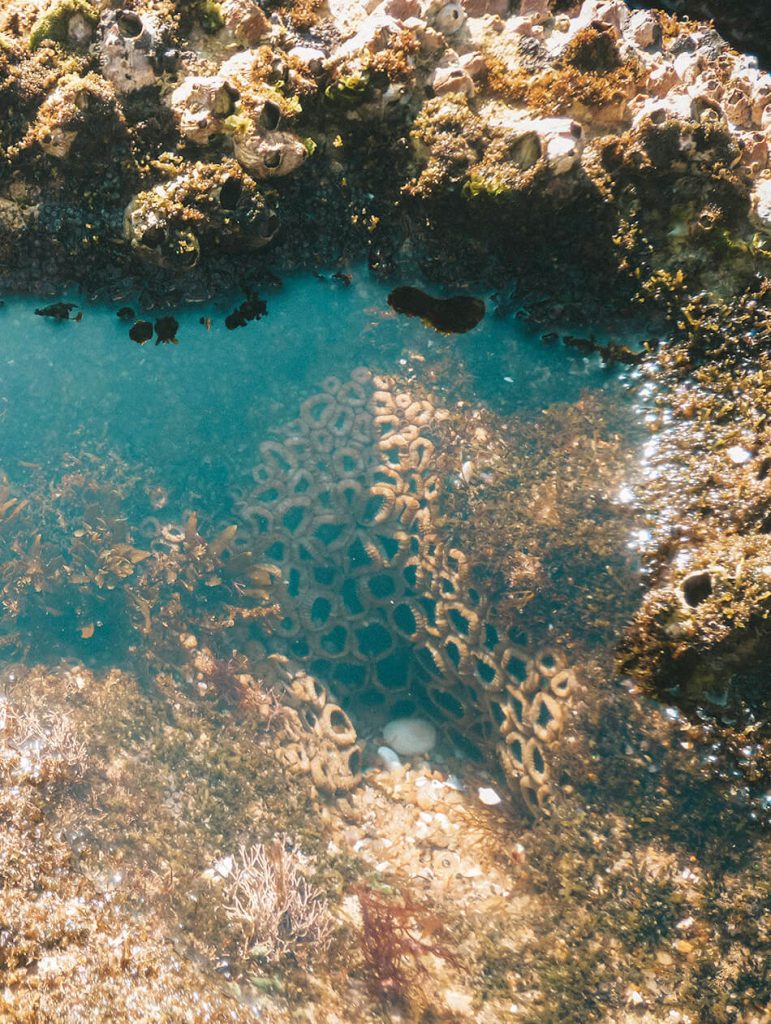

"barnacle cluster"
[124, 158, 278, 268]
[240, 369, 576, 812]
[13, 70, 126, 162]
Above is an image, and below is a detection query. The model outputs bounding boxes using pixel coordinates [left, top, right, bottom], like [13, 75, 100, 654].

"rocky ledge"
[0, 0, 768, 315]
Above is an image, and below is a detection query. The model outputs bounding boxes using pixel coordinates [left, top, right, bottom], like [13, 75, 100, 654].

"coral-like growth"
[239, 369, 577, 812]
[224, 838, 333, 961]
[14, 71, 127, 163]
[0, 701, 87, 787]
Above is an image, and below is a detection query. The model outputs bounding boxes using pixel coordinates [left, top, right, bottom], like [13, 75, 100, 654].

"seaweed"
[35, 301, 81, 321]
[355, 885, 463, 1009]
[387, 286, 485, 334]
[129, 319, 153, 343]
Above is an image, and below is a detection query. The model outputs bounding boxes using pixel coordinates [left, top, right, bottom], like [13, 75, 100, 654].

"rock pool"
[0, 271, 766, 1023]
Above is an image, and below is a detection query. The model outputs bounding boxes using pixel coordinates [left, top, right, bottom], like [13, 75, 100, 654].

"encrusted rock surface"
[0, 0, 768, 315]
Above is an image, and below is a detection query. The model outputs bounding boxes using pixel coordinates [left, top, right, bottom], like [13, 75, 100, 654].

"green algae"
[28, 0, 97, 51]
[195, 0, 225, 33]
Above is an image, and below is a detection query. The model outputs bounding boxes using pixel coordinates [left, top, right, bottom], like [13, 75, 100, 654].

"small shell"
[377, 745, 402, 770]
[434, 1, 466, 34]
[460, 459, 475, 484]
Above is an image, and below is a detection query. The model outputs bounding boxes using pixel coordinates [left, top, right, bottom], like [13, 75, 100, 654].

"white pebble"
[478, 786, 502, 805]
[376, 745, 402, 771]
[383, 717, 437, 756]
[727, 445, 752, 464]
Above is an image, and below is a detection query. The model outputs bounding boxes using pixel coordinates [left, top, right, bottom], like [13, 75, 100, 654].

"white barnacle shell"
[170, 76, 239, 145]
[40, 126, 78, 160]
[67, 12, 95, 48]
[98, 10, 158, 94]
[220, 0, 271, 45]
[433, 0, 465, 35]
[750, 176, 771, 232]
[232, 129, 307, 178]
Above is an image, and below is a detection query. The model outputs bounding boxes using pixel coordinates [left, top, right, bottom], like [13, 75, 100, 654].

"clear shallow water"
[0, 271, 623, 469]
[0, 269, 641, 677]
[1, 273, 768, 1023]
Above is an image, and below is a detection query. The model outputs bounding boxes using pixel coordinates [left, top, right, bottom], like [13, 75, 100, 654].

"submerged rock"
[387, 287, 485, 333]
[128, 319, 153, 343]
[34, 301, 80, 320]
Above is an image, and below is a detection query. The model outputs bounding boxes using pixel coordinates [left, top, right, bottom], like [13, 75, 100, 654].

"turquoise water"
[0, 273, 622, 472]
[0, 270, 638, 670]
[0, 269, 647, 793]
[2, 272, 768, 1023]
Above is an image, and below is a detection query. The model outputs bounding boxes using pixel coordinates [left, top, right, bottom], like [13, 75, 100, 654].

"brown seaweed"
[129, 320, 153, 344]
[155, 316, 179, 345]
[387, 287, 485, 334]
[35, 302, 81, 321]
[225, 294, 267, 331]
[561, 333, 644, 366]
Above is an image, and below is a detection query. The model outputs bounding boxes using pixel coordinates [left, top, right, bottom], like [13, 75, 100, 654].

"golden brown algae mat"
[0, 655, 768, 1023]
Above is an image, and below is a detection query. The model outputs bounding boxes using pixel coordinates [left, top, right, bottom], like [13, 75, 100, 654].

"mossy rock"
[29, 0, 98, 51]
[195, 0, 225, 33]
